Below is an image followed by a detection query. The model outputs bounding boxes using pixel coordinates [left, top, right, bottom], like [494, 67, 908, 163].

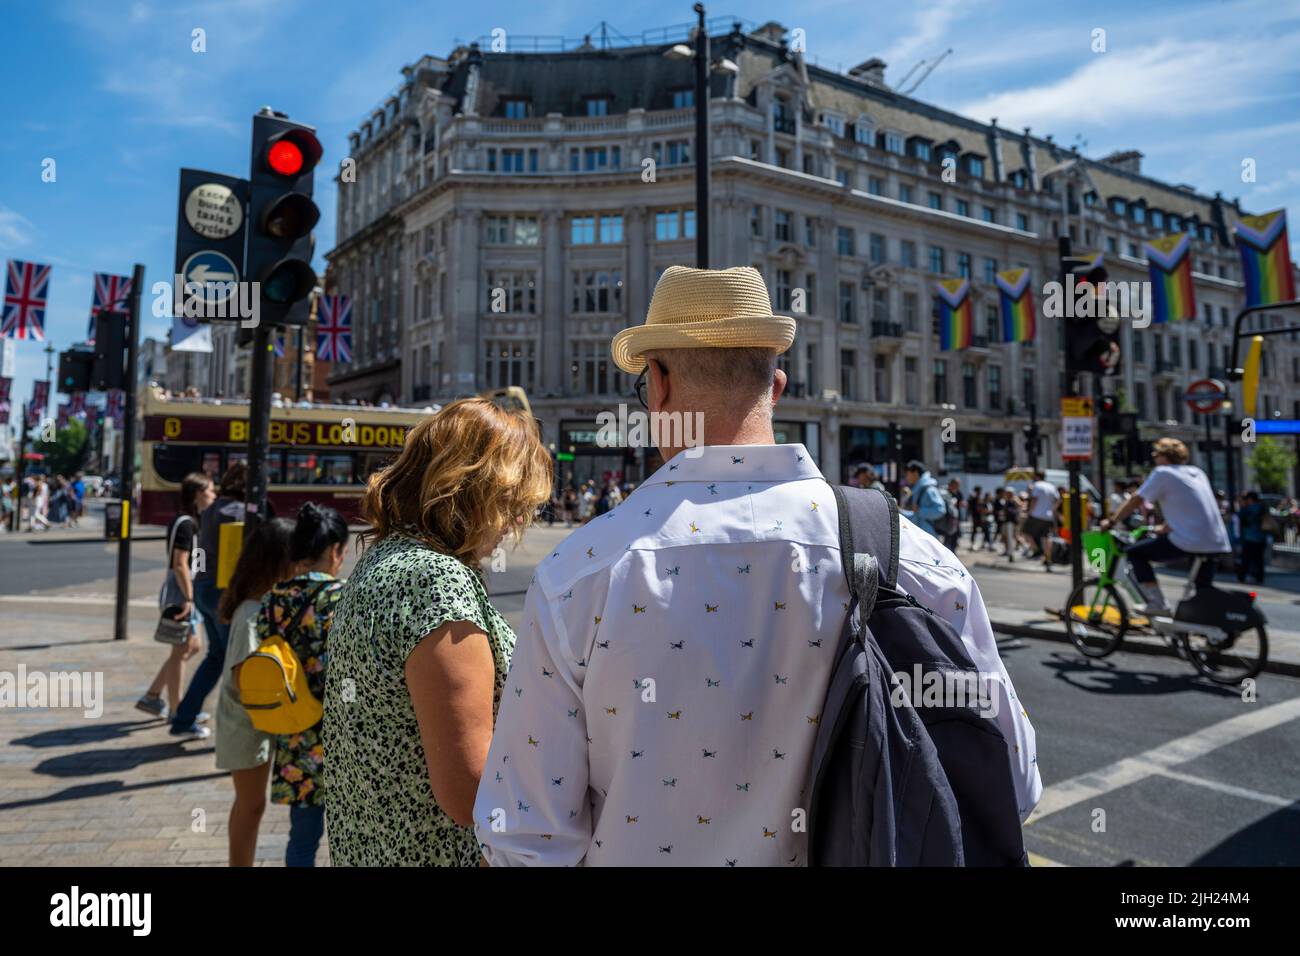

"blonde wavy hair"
[359, 398, 553, 566]
[1153, 437, 1190, 464]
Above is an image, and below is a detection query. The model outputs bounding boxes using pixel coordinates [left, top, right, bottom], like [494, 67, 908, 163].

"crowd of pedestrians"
[2, 472, 89, 532]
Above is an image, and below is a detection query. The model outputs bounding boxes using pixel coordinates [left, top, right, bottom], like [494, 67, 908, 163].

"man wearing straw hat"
[476, 266, 1040, 866]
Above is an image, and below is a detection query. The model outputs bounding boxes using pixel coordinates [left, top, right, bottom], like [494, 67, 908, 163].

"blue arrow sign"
[181, 250, 239, 305]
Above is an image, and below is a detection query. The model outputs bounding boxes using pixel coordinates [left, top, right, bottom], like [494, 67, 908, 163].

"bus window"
[285, 451, 356, 485]
[201, 451, 222, 477]
[153, 444, 214, 483]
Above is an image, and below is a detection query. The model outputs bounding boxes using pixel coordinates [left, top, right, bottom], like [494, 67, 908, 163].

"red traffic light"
[268, 140, 303, 176]
[263, 129, 322, 178]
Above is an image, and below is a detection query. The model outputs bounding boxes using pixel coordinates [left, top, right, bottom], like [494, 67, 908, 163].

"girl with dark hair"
[171, 461, 248, 738]
[136, 472, 215, 720]
[258, 501, 348, 867]
[215, 517, 295, 867]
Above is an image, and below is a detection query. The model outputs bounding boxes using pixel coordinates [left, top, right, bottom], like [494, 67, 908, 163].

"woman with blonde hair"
[323, 398, 552, 866]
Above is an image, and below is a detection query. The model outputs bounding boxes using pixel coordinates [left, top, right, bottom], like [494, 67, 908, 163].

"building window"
[1106, 237, 1118, 254]
[599, 214, 623, 244]
[803, 273, 817, 315]
[775, 270, 792, 311]
[1016, 213, 1029, 231]
[874, 354, 890, 402]
[484, 215, 539, 245]
[914, 141, 932, 161]
[820, 112, 845, 137]
[982, 206, 996, 223]
[840, 349, 857, 400]
[933, 359, 948, 404]
[571, 270, 624, 314]
[873, 287, 889, 321]
[835, 167, 849, 187]
[899, 183, 914, 204]
[1189, 339, 1199, 370]
[854, 122, 874, 146]
[901, 241, 917, 269]
[485, 270, 538, 314]
[956, 199, 970, 218]
[1133, 333, 1145, 363]
[652, 139, 692, 166]
[837, 226, 855, 256]
[966, 156, 984, 177]
[569, 339, 620, 396]
[929, 245, 945, 274]
[883, 131, 905, 155]
[957, 252, 971, 279]
[870, 233, 886, 264]
[928, 191, 943, 210]
[570, 145, 620, 171]
[671, 88, 694, 109]
[904, 357, 919, 404]
[773, 97, 795, 134]
[838, 282, 856, 324]
[501, 98, 531, 119]
[484, 339, 536, 390]
[750, 205, 763, 237]
[805, 216, 817, 247]
[806, 343, 819, 394]
[986, 304, 1000, 342]
[962, 363, 977, 408]
[655, 210, 680, 241]
[775, 209, 793, 242]
[983, 257, 998, 284]
[570, 215, 595, 244]
[868, 176, 884, 195]
[903, 291, 919, 332]
[1132, 204, 1146, 224]
[988, 365, 1002, 410]
[584, 96, 611, 117]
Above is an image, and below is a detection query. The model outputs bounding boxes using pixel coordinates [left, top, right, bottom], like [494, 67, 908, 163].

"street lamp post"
[692, 3, 709, 268]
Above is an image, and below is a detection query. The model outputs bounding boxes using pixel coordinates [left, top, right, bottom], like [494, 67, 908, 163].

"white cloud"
[0, 207, 35, 248]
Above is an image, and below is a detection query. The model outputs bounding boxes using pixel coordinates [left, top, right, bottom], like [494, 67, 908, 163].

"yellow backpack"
[239, 583, 326, 734]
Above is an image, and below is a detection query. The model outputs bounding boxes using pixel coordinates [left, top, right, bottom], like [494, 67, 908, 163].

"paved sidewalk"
[0, 524, 565, 866]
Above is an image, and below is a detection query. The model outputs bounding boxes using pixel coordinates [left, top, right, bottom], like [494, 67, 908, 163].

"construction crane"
[898, 48, 953, 96]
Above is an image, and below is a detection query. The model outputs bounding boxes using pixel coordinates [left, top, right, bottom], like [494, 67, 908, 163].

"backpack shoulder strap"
[832, 485, 900, 594]
[276, 581, 329, 641]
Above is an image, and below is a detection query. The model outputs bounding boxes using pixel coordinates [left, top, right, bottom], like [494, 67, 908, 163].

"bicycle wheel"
[1064, 578, 1128, 658]
[1183, 626, 1269, 685]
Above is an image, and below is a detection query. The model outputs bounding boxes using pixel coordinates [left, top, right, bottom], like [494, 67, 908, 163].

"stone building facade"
[324, 20, 1299, 491]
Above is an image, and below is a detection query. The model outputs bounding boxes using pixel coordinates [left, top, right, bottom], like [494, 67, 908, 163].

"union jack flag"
[56, 402, 69, 430]
[88, 272, 132, 342]
[2, 259, 52, 340]
[316, 294, 352, 363]
[69, 392, 87, 418]
[30, 380, 48, 425]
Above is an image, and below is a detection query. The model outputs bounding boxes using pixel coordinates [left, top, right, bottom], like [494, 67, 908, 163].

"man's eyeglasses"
[633, 368, 648, 409]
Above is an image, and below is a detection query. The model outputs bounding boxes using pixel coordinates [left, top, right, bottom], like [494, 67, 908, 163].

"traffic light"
[57, 348, 94, 393]
[1064, 266, 1122, 377]
[245, 109, 322, 336]
[91, 310, 126, 390]
[1098, 395, 1120, 430]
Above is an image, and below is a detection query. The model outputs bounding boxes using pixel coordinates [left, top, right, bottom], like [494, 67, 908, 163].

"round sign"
[1185, 378, 1226, 415]
[180, 250, 239, 306]
[184, 183, 243, 240]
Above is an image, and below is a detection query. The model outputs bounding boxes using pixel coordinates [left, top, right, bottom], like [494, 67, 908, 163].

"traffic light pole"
[11, 412, 29, 532]
[1221, 299, 1300, 517]
[245, 322, 274, 534]
[1059, 235, 1084, 589]
[113, 263, 145, 642]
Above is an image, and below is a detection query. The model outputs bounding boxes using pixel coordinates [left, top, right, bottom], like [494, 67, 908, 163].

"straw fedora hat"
[610, 265, 796, 374]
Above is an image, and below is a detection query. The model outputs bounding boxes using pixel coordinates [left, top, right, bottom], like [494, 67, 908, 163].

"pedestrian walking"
[261, 502, 349, 867]
[214, 517, 295, 866]
[901, 459, 947, 538]
[1236, 491, 1269, 585]
[322, 398, 552, 866]
[473, 265, 1040, 865]
[28, 475, 51, 531]
[136, 472, 215, 721]
[1024, 471, 1059, 572]
[941, 477, 963, 552]
[998, 487, 1021, 561]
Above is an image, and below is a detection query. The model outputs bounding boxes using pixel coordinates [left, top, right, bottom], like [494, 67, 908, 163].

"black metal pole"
[693, 2, 709, 269]
[12, 408, 29, 532]
[1058, 235, 1084, 589]
[294, 325, 304, 403]
[245, 322, 274, 536]
[113, 263, 144, 641]
[1027, 400, 1040, 473]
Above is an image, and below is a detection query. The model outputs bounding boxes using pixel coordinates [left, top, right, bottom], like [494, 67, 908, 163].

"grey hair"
[644, 347, 778, 401]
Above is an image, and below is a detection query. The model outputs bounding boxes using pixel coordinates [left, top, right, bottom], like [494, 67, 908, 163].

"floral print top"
[257, 571, 345, 807]
[322, 533, 515, 866]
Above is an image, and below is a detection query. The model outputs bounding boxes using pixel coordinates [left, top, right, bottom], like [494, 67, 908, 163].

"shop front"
[558, 417, 643, 491]
[839, 425, 924, 484]
[943, 431, 1014, 476]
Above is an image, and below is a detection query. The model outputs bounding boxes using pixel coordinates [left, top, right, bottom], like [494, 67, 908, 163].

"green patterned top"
[323, 533, 515, 866]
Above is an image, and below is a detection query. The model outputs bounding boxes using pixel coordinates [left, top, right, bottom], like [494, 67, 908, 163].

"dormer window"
[773, 97, 795, 134]
[883, 130, 906, 155]
[1010, 169, 1027, 189]
[502, 97, 532, 119]
[853, 117, 874, 145]
[965, 155, 984, 178]
[671, 87, 694, 109]
[1110, 197, 1127, 216]
[819, 111, 845, 137]
[1150, 209, 1164, 229]
[584, 96, 612, 117]
[1132, 204, 1146, 225]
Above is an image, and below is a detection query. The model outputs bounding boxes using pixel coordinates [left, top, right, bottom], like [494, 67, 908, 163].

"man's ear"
[771, 365, 787, 405]
[648, 357, 669, 408]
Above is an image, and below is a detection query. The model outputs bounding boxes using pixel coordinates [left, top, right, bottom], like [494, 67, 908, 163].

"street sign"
[183, 182, 244, 240]
[181, 250, 239, 306]
[1184, 378, 1227, 415]
[1061, 396, 1094, 461]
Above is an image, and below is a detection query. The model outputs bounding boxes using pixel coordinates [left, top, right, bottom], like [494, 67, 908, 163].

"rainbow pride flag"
[935, 278, 973, 350]
[995, 267, 1035, 343]
[1234, 210, 1296, 307]
[1144, 232, 1196, 324]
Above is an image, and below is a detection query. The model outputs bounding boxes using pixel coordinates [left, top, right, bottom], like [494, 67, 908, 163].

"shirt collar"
[640, 443, 822, 487]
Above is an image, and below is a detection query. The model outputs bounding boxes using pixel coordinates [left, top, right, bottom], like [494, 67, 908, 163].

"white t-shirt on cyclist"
[1136, 464, 1230, 554]
[1028, 480, 1059, 521]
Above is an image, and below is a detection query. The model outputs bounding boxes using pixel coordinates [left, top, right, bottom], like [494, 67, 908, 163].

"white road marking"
[1026, 696, 1300, 826]
[1153, 767, 1300, 810]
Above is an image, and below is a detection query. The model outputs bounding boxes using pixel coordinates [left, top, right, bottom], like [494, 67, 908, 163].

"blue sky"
[2, 0, 1298, 415]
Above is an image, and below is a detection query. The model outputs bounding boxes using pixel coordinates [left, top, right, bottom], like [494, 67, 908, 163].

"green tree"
[33, 418, 89, 478]
[1246, 436, 1296, 494]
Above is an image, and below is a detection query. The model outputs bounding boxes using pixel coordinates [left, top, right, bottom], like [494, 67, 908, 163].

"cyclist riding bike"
[1100, 437, 1230, 615]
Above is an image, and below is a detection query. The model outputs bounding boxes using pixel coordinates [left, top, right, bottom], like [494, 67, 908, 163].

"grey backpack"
[806, 485, 1028, 866]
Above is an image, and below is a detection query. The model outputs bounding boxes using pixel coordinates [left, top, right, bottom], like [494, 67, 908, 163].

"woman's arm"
[171, 543, 194, 620]
[404, 620, 497, 828]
